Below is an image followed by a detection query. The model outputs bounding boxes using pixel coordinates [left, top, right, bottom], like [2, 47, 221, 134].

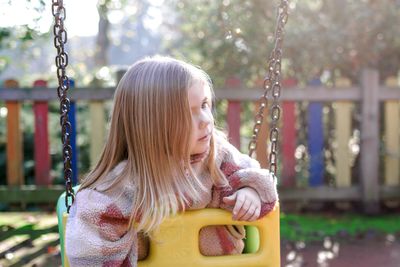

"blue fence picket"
[67, 79, 78, 185]
[308, 78, 324, 186]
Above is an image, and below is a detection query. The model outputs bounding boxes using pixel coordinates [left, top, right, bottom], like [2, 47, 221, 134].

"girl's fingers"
[248, 207, 260, 222]
[237, 198, 252, 220]
[232, 194, 246, 220]
[239, 205, 256, 221]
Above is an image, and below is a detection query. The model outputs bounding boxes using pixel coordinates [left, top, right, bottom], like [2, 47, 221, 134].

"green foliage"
[0, 25, 49, 76]
[0, 28, 11, 48]
[0, 0, 47, 75]
[165, 0, 400, 84]
[285, 0, 400, 82]
[164, 0, 277, 88]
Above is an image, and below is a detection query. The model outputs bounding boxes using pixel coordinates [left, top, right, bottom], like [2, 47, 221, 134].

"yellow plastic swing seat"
[57, 190, 280, 267]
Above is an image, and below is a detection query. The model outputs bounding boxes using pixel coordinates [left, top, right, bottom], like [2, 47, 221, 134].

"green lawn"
[280, 212, 400, 241]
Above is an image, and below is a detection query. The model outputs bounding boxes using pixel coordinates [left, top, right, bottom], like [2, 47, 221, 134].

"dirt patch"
[281, 234, 400, 267]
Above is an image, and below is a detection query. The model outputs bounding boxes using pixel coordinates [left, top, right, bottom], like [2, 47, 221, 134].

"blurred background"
[0, 0, 400, 266]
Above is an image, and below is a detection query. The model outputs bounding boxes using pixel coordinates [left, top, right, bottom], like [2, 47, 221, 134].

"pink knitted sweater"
[65, 134, 278, 266]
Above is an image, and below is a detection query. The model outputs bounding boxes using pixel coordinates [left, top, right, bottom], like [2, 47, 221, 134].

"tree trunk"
[95, 1, 110, 67]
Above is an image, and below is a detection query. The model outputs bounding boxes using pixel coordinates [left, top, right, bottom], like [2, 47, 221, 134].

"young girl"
[65, 56, 278, 266]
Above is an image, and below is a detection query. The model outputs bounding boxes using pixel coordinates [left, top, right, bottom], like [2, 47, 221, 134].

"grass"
[0, 212, 60, 267]
[280, 213, 400, 241]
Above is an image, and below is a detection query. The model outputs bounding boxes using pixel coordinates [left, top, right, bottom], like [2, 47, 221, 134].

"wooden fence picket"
[226, 77, 242, 149]
[308, 78, 324, 187]
[334, 77, 352, 188]
[5, 79, 24, 186]
[384, 76, 400, 187]
[360, 69, 380, 213]
[33, 80, 51, 185]
[281, 78, 297, 187]
[67, 79, 78, 185]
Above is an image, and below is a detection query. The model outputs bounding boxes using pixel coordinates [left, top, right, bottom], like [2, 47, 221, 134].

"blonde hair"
[79, 56, 227, 233]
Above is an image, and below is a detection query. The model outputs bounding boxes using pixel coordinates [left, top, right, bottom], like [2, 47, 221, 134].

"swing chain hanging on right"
[52, 0, 74, 212]
[248, 0, 289, 176]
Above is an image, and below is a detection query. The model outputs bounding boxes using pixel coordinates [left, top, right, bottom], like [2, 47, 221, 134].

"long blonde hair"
[79, 56, 227, 233]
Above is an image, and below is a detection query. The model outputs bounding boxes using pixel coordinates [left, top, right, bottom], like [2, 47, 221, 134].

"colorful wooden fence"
[0, 69, 400, 213]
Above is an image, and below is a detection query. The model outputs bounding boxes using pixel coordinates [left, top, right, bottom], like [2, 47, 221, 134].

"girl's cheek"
[207, 109, 214, 123]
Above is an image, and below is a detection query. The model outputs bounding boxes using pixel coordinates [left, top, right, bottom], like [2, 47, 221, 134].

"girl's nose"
[199, 113, 211, 129]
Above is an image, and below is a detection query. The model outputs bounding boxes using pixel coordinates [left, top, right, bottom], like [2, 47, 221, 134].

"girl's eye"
[201, 101, 209, 109]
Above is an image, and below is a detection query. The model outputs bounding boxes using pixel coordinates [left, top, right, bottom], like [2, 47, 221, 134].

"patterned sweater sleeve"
[214, 134, 278, 218]
[65, 187, 138, 267]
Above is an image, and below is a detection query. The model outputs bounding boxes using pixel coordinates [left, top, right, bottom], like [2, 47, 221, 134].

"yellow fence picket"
[334, 77, 352, 188]
[89, 101, 106, 166]
[384, 76, 399, 207]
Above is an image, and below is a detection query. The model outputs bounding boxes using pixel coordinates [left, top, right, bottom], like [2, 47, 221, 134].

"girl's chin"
[190, 148, 209, 164]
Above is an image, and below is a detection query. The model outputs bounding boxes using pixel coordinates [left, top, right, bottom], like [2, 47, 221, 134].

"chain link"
[52, 0, 74, 212]
[248, 0, 289, 176]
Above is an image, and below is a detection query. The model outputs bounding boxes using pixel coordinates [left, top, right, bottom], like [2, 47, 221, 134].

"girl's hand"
[222, 187, 261, 221]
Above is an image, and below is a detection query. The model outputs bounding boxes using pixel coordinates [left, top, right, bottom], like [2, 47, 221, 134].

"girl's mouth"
[198, 133, 211, 141]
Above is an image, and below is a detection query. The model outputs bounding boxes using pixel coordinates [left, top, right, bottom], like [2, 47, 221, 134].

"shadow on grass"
[0, 224, 59, 266]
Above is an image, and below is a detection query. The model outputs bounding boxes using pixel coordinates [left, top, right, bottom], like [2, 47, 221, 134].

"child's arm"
[65, 188, 138, 267]
[214, 134, 278, 219]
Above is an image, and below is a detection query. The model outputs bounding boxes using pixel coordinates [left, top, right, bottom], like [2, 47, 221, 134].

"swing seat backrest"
[56, 190, 280, 267]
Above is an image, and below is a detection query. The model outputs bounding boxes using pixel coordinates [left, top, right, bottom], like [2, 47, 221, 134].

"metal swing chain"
[248, 0, 289, 176]
[52, 0, 74, 212]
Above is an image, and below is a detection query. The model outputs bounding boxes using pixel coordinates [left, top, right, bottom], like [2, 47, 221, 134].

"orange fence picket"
[5, 79, 23, 186]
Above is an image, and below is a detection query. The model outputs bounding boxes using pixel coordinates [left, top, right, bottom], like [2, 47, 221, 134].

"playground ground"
[0, 212, 399, 267]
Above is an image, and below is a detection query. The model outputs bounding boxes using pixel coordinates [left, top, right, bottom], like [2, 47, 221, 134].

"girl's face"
[188, 81, 214, 161]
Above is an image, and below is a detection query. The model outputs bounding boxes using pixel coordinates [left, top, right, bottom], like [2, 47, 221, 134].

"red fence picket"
[33, 80, 51, 185]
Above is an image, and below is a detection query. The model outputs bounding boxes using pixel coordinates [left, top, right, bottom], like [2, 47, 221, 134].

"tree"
[0, 0, 47, 75]
[163, 0, 277, 87]
[164, 0, 400, 84]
